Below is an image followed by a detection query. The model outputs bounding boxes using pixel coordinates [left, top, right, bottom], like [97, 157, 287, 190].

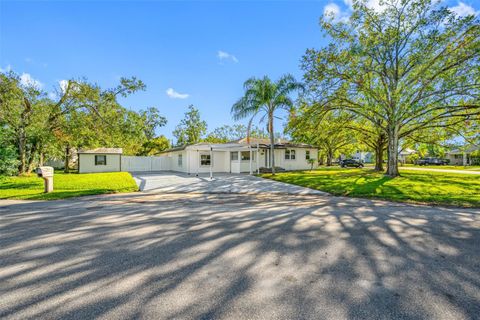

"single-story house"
[351, 151, 374, 163]
[78, 148, 123, 173]
[398, 148, 417, 164]
[158, 138, 318, 174]
[446, 146, 479, 165]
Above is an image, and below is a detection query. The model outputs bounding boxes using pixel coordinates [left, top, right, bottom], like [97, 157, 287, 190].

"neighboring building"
[78, 148, 123, 173]
[352, 151, 374, 163]
[446, 146, 480, 165]
[158, 138, 318, 174]
[398, 148, 417, 164]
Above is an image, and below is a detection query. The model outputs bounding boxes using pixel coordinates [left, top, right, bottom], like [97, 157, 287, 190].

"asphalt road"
[1, 193, 479, 320]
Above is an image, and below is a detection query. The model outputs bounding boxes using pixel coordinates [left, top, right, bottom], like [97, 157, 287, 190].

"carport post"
[210, 146, 213, 179]
[196, 150, 199, 177]
[249, 144, 252, 175]
[257, 143, 260, 174]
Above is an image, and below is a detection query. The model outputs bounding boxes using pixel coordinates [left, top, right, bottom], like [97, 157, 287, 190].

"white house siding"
[258, 148, 317, 171]
[185, 150, 229, 174]
[78, 154, 121, 173]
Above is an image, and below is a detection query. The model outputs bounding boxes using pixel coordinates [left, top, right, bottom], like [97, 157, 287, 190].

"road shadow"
[0, 194, 479, 319]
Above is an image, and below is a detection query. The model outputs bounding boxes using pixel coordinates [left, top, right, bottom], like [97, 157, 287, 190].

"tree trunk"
[326, 150, 333, 166]
[268, 114, 275, 175]
[374, 133, 386, 171]
[386, 125, 400, 177]
[17, 128, 27, 175]
[64, 144, 70, 173]
[39, 152, 44, 167]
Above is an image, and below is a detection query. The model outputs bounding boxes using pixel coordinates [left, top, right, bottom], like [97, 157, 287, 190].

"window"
[306, 150, 310, 160]
[178, 154, 183, 166]
[200, 154, 211, 166]
[241, 151, 254, 161]
[285, 149, 296, 160]
[95, 155, 107, 165]
[230, 152, 238, 161]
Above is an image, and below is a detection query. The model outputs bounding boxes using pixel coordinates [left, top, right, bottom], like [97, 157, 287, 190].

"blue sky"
[1, 0, 478, 140]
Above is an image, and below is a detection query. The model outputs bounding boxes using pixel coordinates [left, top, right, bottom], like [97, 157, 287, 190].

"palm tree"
[231, 75, 303, 174]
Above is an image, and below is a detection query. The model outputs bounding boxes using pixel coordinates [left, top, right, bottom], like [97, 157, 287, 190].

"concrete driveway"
[1, 192, 479, 320]
[132, 172, 326, 195]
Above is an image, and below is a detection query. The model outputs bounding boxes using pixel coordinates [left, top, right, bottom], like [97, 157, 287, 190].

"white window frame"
[230, 152, 239, 161]
[200, 153, 211, 166]
[285, 149, 296, 160]
[306, 150, 310, 160]
[178, 154, 183, 167]
[95, 155, 107, 166]
[240, 151, 254, 161]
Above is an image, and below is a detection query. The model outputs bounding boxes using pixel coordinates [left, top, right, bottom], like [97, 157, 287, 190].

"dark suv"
[416, 157, 449, 165]
[340, 159, 364, 168]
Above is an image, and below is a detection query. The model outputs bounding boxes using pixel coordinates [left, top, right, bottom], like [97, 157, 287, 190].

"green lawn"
[400, 164, 480, 171]
[0, 172, 138, 200]
[261, 168, 480, 207]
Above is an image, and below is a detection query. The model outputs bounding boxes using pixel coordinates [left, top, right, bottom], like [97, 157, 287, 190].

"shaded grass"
[261, 168, 480, 207]
[0, 172, 138, 200]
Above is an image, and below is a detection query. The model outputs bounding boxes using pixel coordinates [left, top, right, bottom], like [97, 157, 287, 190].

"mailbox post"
[36, 166, 54, 193]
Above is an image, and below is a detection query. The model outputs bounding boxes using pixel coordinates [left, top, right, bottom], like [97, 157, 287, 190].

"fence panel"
[122, 156, 170, 172]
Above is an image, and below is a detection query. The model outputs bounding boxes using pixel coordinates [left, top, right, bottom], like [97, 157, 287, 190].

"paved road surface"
[1, 192, 479, 320]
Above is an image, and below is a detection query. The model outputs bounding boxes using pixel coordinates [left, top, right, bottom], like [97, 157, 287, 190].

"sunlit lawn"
[0, 172, 138, 200]
[261, 168, 480, 207]
[400, 164, 480, 171]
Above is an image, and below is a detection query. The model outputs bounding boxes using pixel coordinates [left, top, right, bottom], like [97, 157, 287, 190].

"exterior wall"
[258, 148, 318, 171]
[186, 150, 228, 174]
[448, 153, 468, 165]
[161, 151, 188, 173]
[228, 150, 259, 173]
[78, 154, 121, 173]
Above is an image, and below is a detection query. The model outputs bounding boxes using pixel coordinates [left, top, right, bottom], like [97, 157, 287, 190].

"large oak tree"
[302, 0, 480, 176]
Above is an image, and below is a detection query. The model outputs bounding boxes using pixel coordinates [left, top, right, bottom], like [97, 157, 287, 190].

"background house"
[398, 148, 417, 164]
[446, 146, 480, 165]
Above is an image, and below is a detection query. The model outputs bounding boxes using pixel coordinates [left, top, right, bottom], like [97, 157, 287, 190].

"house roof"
[158, 138, 317, 154]
[77, 148, 123, 154]
[448, 146, 479, 154]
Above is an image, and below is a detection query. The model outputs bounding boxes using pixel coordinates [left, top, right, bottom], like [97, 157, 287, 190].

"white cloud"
[48, 92, 57, 100]
[323, 3, 350, 22]
[450, 2, 478, 17]
[166, 88, 189, 99]
[217, 50, 239, 63]
[59, 79, 69, 93]
[20, 73, 43, 89]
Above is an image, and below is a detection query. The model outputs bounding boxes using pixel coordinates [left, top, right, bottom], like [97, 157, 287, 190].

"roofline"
[77, 151, 123, 154]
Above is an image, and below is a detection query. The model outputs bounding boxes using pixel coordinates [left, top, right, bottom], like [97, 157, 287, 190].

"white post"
[257, 143, 260, 174]
[196, 150, 199, 176]
[463, 152, 467, 166]
[249, 145, 253, 175]
[210, 146, 213, 179]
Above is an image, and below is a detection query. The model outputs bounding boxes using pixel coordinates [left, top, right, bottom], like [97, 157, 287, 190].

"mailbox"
[36, 166, 54, 193]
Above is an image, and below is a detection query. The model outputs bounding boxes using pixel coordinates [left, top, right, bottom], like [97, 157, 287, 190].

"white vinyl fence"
[121, 156, 171, 172]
